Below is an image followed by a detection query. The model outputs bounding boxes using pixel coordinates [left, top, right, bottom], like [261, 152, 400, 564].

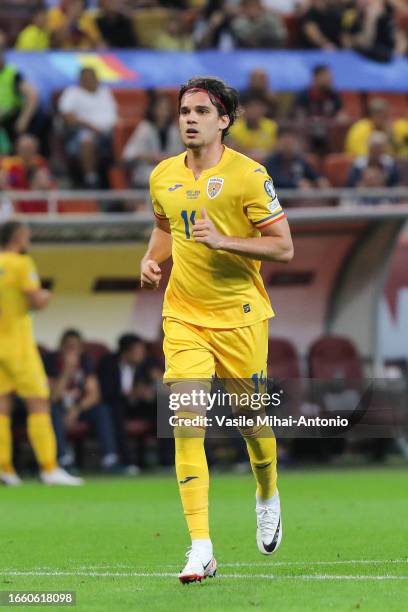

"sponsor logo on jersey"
[207, 177, 224, 199]
[255, 167, 266, 174]
[186, 190, 200, 199]
[268, 200, 281, 213]
[243, 303, 251, 313]
[168, 183, 183, 191]
[264, 179, 276, 200]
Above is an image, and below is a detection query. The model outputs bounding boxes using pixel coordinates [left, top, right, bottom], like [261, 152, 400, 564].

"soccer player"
[141, 77, 293, 583]
[0, 221, 83, 486]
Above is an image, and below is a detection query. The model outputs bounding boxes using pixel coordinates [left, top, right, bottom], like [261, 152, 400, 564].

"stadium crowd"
[0, 0, 406, 208]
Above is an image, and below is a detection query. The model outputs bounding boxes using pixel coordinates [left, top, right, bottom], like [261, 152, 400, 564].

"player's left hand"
[192, 209, 223, 250]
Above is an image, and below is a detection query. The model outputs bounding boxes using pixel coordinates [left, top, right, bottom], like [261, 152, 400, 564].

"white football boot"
[178, 544, 217, 584]
[40, 467, 84, 486]
[256, 489, 282, 555]
[0, 472, 23, 486]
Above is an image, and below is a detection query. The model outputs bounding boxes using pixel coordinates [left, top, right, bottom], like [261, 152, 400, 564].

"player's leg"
[163, 318, 217, 583]
[0, 389, 22, 485]
[15, 348, 83, 485]
[212, 321, 281, 554]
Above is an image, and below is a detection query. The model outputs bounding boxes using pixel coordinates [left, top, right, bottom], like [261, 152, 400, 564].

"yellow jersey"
[150, 146, 285, 329]
[0, 252, 40, 358]
[229, 117, 278, 155]
[345, 118, 408, 157]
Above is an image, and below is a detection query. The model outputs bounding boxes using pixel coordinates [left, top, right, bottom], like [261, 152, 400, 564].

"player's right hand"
[141, 259, 162, 290]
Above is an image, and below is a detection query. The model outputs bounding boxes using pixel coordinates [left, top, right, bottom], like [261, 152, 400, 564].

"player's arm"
[141, 217, 172, 289]
[24, 288, 51, 310]
[192, 209, 294, 263]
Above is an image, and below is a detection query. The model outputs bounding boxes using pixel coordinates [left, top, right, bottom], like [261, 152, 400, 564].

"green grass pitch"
[1, 468, 408, 611]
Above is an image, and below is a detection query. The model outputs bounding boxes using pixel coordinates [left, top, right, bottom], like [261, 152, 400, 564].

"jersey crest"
[207, 177, 224, 199]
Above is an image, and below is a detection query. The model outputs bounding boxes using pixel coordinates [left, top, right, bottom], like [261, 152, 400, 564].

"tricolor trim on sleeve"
[253, 210, 285, 229]
[154, 211, 168, 220]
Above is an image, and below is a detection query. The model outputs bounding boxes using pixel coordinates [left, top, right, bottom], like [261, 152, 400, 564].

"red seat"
[268, 337, 301, 379]
[57, 200, 99, 214]
[112, 89, 148, 122]
[283, 13, 301, 48]
[323, 153, 353, 187]
[340, 91, 364, 120]
[367, 92, 407, 119]
[113, 119, 140, 160]
[308, 335, 364, 379]
[83, 341, 111, 366]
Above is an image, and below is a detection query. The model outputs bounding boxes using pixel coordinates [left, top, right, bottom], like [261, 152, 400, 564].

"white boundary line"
[1, 570, 408, 581]
[5, 559, 405, 571]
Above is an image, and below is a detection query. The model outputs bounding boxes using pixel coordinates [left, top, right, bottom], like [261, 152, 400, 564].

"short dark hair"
[0, 221, 26, 248]
[60, 329, 82, 345]
[178, 76, 240, 139]
[313, 64, 330, 76]
[118, 333, 143, 355]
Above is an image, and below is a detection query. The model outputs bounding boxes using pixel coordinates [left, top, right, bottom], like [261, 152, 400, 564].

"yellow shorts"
[0, 345, 49, 399]
[163, 317, 268, 383]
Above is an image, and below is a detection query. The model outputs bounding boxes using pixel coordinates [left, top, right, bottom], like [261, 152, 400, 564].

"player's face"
[18, 226, 31, 254]
[179, 91, 229, 149]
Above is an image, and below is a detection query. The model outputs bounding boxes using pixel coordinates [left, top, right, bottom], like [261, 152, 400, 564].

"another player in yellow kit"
[0, 221, 82, 486]
[141, 77, 293, 582]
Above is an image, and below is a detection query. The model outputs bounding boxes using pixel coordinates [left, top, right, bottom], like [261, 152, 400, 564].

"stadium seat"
[283, 13, 301, 48]
[308, 335, 364, 379]
[83, 341, 111, 366]
[396, 10, 408, 35]
[323, 153, 353, 187]
[113, 120, 139, 160]
[108, 165, 127, 190]
[268, 337, 301, 379]
[367, 92, 407, 119]
[340, 91, 364, 119]
[111, 89, 148, 122]
[57, 200, 99, 214]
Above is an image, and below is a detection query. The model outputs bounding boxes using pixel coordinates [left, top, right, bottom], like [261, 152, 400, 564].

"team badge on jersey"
[264, 179, 276, 200]
[207, 177, 224, 199]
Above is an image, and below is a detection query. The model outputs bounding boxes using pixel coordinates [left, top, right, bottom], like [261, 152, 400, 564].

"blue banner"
[8, 49, 408, 104]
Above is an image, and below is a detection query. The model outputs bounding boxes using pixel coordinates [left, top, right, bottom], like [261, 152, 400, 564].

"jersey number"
[181, 210, 196, 239]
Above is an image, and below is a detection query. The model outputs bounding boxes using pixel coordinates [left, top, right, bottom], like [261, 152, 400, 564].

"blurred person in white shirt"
[58, 67, 117, 187]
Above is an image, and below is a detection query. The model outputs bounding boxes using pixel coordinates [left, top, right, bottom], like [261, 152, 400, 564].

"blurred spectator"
[153, 10, 193, 50]
[293, 65, 342, 120]
[231, 0, 287, 48]
[293, 64, 344, 154]
[47, 329, 119, 471]
[193, 0, 238, 49]
[264, 127, 329, 189]
[58, 67, 117, 187]
[301, 0, 347, 50]
[393, 114, 408, 157]
[0, 31, 42, 146]
[94, 0, 138, 48]
[240, 68, 278, 118]
[98, 334, 167, 469]
[1, 134, 54, 213]
[355, 165, 391, 205]
[345, 98, 407, 157]
[347, 131, 400, 187]
[15, 6, 50, 51]
[48, 0, 102, 49]
[228, 93, 277, 162]
[342, 0, 402, 63]
[122, 93, 183, 188]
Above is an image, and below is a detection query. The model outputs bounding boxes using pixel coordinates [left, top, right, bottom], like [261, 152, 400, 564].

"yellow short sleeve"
[19, 257, 40, 292]
[243, 167, 285, 230]
[150, 169, 168, 220]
